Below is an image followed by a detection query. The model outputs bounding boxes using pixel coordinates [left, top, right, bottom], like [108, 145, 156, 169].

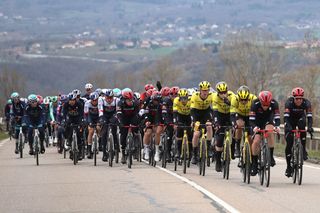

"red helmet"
[144, 84, 154, 91]
[37, 95, 43, 104]
[160, 87, 170, 97]
[151, 90, 161, 100]
[146, 88, 155, 97]
[122, 89, 134, 100]
[170, 86, 179, 96]
[292, 87, 304, 97]
[259, 91, 272, 106]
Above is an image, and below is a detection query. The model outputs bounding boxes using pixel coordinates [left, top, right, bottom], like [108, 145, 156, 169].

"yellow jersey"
[173, 97, 191, 115]
[230, 93, 257, 117]
[190, 92, 214, 110]
[212, 91, 235, 114]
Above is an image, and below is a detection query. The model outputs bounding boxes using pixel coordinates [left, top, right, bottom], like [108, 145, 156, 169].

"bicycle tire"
[183, 139, 187, 174]
[174, 138, 178, 171]
[245, 142, 251, 184]
[45, 129, 49, 147]
[240, 145, 245, 183]
[19, 133, 23, 158]
[35, 136, 39, 166]
[259, 149, 264, 186]
[298, 142, 303, 185]
[127, 135, 133, 169]
[264, 146, 271, 187]
[93, 139, 97, 167]
[63, 138, 66, 159]
[199, 140, 203, 175]
[73, 151, 78, 165]
[225, 140, 230, 180]
[73, 133, 78, 165]
[108, 133, 114, 167]
[161, 135, 166, 168]
[292, 145, 297, 184]
[137, 134, 142, 162]
[202, 142, 206, 176]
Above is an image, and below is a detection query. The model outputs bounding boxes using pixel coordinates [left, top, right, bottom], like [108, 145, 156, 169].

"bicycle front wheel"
[264, 146, 271, 187]
[183, 140, 187, 174]
[19, 133, 23, 158]
[201, 139, 206, 176]
[245, 142, 251, 184]
[108, 134, 114, 167]
[298, 142, 303, 185]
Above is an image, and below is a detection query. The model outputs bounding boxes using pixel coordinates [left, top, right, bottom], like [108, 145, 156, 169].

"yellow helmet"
[216, 81, 228, 93]
[178, 88, 188, 98]
[199, 81, 211, 90]
[237, 85, 250, 100]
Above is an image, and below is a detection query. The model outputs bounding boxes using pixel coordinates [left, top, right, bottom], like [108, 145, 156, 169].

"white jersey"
[98, 97, 117, 117]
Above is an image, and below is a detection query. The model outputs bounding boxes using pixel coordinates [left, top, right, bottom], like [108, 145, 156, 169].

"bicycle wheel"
[245, 142, 251, 184]
[183, 139, 187, 174]
[264, 146, 271, 187]
[151, 137, 156, 167]
[199, 140, 203, 175]
[240, 146, 245, 183]
[292, 145, 297, 184]
[73, 134, 78, 165]
[162, 135, 167, 168]
[127, 135, 133, 169]
[93, 140, 97, 167]
[137, 134, 142, 162]
[259, 150, 264, 186]
[35, 136, 39, 166]
[174, 138, 178, 171]
[108, 133, 114, 167]
[45, 129, 49, 147]
[223, 140, 230, 179]
[19, 133, 23, 158]
[298, 142, 303, 185]
[63, 138, 67, 159]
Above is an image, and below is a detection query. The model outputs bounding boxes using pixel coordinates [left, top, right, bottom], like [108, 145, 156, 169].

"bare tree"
[219, 29, 285, 94]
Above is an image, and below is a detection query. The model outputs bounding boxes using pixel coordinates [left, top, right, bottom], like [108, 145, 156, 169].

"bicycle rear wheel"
[259, 150, 264, 186]
[35, 136, 39, 166]
[161, 135, 167, 168]
[93, 141, 97, 167]
[292, 145, 297, 184]
[199, 140, 203, 175]
[298, 142, 303, 185]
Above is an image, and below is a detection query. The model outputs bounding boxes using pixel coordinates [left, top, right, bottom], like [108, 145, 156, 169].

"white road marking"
[142, 160, 240, 213]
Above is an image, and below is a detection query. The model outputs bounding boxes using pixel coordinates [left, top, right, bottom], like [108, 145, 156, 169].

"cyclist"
[249, 91, 280, 176]
[113, 88, 122, 98]
[84, 92, 101, 159]
[173, 88, 192, 159]
[284, 87, 313, 177]
[4, 99, 12, 131]
[212, 81, 235, 172]
[83, 83, 94, 99]
[42, 97, 55, 145]
[51, 96, 59, 144]
[161, 86, 179, 162]
[63, 93, 84, 161]
[140, 84, 154, 104]
[142, 90, 164, 161]
[230, 86, 257, 158]
[190, 81, 214, 165]
[117, 89, 140, 164]
[10, 92, 27, 154]
[56, 94, 68, 154]
[23, 94, 46, 155]
[98, 89, 118, 162]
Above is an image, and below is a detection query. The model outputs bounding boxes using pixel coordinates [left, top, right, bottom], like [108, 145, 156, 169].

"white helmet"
[187, 88, 195, 96]
[85, 83, 93, 90]
[134, 92, 141, 99]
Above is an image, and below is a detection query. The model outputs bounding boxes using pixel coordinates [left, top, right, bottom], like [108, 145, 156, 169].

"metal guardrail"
[279, 124, 320, 151]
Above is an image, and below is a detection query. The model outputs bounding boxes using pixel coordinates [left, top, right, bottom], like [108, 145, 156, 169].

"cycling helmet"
[85, 83, 93, 90]
[11, 92, 19, 99]
[7, 99, 12, 104]
[292, 87, 304, 97]
[101, 89, 107, 96]
[95, 88, 102, 95]
[68, 93, 77, 100]
[199, 81, 211, 90]
[43, 97, 50, 105]
[28, 94, 38, 103]
[170, 86, 179, 96]
[105, 89, 114, 97]
[237, 85, 250, 100]
[113, 88, 121, 97]
[216, 81, 228, 93]
[187, 88, 195, 96]
[146, 88, 154, 97]
[259, 91, 272, 106]
[151, 90, 162, 101]
[160, 87, 170, 97]
[90, 92, 99, 101]
[37, 95, 43, 104]
[51, 96, 58, 103]
[134, 92, 141, 99]
[178, 88, 188, 98]
[60, 94, 68, 102]
[122, 89, 134, 100]
[73, 89, 81, 96]
[144, 84, 154, 91]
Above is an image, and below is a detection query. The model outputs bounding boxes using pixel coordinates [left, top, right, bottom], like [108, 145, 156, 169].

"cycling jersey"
[162, 96, 174, 124]
[249, 99, 280, 128]
[230, 93, 257, 125]
[212, 91, 235, 114]
[62, 100, 84, 124]
[24, 104, 45, 126]
[190, 92, 214, 110]
[84, 100, 99, 124]
[98, 97, 117, 119]
[284, 97, 312, 126]
[173, 97, 191, 116]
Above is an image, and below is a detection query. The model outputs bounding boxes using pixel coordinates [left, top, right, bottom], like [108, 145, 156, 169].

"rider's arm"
[49, 102, 55, 122]
[305, 99, 313, 129]
[273, 100, 280, 127]
[249, 101, 257, 128]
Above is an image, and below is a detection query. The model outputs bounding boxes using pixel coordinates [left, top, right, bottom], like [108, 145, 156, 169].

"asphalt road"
[1, 138, 320, 213]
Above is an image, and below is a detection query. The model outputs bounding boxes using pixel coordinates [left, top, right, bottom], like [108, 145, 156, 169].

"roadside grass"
[0, 131, 9, 141]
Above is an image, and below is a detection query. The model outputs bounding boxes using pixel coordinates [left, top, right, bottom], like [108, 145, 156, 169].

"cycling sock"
[155, 145, 160, 153]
